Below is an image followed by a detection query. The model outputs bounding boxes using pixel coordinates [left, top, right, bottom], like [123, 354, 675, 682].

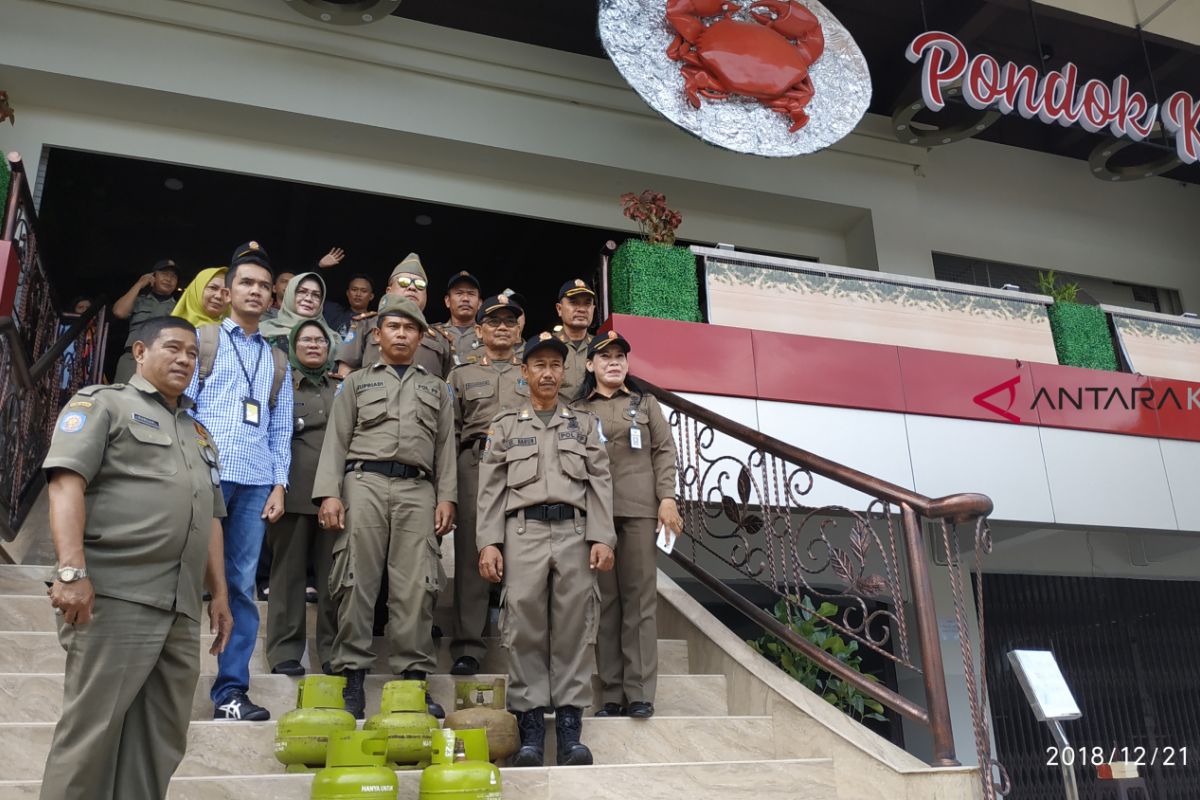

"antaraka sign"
[907, 31, 1200, 164]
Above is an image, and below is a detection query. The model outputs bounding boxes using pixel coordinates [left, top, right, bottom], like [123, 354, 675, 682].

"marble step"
[0, 672, 727, 723]
[0, 758, 838, 800]
[0, 716, 780, 779]
[0, 632, 689, 676]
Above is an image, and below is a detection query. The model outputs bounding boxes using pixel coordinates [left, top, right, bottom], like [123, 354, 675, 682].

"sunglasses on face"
[393, 277, 428, 290]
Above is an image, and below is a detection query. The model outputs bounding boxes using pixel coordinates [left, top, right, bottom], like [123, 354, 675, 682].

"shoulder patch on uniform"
[445, 381, 455, 401]
[335, 381, 345, 397]
[67, 400, 93, 409]
[131, 413, 160, 429]
[59, 412, 87, 433]
[597, 418, 608, 444]
[344, 330, 356, 342]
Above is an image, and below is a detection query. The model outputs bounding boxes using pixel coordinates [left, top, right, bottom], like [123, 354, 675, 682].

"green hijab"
[288, 320, 333, 388]
[260, 271, 340, 368]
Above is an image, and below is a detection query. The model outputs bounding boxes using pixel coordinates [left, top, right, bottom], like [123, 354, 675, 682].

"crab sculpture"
[666, 0, 826, 132]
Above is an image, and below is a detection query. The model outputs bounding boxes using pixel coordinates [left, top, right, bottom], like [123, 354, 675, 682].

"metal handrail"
[642, 377, 997, 791]
[644, 381, 993, 521]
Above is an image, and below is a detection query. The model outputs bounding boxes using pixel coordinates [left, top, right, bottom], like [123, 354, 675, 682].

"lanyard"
[223, 327, 265, 397]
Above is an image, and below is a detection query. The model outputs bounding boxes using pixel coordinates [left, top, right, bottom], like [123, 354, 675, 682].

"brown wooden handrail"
[642, 380, 993, 522]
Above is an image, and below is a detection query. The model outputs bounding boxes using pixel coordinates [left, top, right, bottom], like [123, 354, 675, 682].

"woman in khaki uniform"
[572, 330, 682, 719]
[264, 320, 340, 676]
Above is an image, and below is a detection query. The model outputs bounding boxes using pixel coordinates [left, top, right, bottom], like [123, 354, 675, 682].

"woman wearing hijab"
[259, 271, 341, 363]
[264, 320, 341, 676]
[171, 266, 228, 327]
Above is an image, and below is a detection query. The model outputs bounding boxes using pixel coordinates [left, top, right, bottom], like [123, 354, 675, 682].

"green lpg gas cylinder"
[311, 730, 399, 800]
[276, 675, 358, 773]
[364, 680, 439, 768]
[418, 728, 502, 800]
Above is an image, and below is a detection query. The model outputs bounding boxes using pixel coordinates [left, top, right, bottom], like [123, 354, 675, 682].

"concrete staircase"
[0, 556, 982, 799]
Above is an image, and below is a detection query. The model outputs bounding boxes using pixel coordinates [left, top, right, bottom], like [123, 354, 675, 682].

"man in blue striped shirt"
[186, 241, 294, 721]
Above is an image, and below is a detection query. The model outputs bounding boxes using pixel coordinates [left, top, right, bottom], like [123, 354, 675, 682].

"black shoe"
[305, 587, 319, 604]
[511, 708, 547, 767]
[450, 656, 480, 676]
[213, 690, 270, 721]
[256, 584, 269, 601]
[343, 669, 367, 720]
[432, 624, 444, 639]
[321, 661, 335, 676]
[271, 660, 305, 677]
[626, 701, 655, 719]
[594, 702, 623, 717]
[400, 670, 444, 718]
[554, 705, 593, 766]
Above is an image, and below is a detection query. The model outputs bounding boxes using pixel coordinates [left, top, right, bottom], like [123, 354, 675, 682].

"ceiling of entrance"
[392, 0, 1200, 184]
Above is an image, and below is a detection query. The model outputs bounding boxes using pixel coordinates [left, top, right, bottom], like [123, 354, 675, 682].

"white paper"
[656, 524, 675, 554]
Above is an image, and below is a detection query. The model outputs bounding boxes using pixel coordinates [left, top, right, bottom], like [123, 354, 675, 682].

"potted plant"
[1038, 270, 1118, 371]
[610, 190, 701, 322]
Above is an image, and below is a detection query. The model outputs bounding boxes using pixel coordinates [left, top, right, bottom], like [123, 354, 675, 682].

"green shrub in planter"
[1046, 302, 1118, 371]
[610, 239, 701, 322]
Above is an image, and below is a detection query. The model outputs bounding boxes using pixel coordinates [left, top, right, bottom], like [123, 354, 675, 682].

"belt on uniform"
[459, 437, 485, 454]
[346, 460, 428, 480]
[508, 503, 585, 522]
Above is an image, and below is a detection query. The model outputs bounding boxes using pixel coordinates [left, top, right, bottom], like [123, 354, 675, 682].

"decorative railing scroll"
[0, 154, 109, 541]
[644, 381, 1007, 799]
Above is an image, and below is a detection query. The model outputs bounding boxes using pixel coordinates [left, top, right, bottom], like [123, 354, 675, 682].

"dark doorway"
[984, 573, 1200, 800]
[36, 147, 626, 377]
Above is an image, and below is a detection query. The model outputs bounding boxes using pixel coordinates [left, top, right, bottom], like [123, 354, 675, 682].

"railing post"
[901, 503, 960, 767]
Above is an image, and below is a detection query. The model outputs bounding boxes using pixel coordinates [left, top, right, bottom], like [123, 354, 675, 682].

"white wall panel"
[755, 400, 915, 513]
[1159, 439, 1200, 533]
[1040, 428, 1178, 530]
[905, 415, 1054, 523]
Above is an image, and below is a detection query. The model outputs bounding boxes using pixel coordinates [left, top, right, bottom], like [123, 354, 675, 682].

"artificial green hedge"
[610, 239, 701, 322]
[1047, 302, 1118, 371]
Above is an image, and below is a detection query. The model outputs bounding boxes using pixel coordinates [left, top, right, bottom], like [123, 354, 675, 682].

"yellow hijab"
[171, 267, 229, 327]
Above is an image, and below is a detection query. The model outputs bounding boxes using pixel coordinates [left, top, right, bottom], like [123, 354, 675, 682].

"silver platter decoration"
[599, 0, 872, 157]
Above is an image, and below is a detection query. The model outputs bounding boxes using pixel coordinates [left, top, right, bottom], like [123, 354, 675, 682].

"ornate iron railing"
[645, 381, 1006, 799]
[0, 153, 109, 541]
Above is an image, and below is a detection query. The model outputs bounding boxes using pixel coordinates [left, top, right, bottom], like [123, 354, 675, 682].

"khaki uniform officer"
[435, 270, 483, 358]
[553, 279, 597, 403]
[571, 330, 681, 719]
[265, 321, 340, 677]
[446, 294, 530, 675]
[39, 316, 231, 800]
[477, 331, 616, 768]
[314, 293, 457, 720]
[335, 253, 455, 378]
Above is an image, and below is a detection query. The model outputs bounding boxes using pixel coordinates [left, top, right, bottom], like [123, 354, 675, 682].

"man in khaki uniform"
[265, 321, 340, 677]
[477, 331, 616, 768]
[39, 316, 232, 800]
[335, 253, 455, 378]
[111, 258, 180, 383]
[314, 293, 457, 720]
[435, 270, 483, 359]
[553, 279, 597, 402]
[446, 294, 530, 675]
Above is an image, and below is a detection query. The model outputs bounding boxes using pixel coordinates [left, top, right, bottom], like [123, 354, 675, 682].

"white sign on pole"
[1008, 649, 1082, 722]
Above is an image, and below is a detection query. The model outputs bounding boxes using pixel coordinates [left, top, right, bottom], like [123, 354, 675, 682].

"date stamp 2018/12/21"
[1047, 746, 1188, 767]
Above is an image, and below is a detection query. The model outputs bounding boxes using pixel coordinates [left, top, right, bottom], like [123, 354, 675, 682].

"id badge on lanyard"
[243, 398, 261, 427]
[630, 425, 642, 449]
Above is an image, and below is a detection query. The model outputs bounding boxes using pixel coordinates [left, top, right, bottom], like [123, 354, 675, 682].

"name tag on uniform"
[630, 426, 643, 450]
[243, 398, 261, 427]
[131, 413, 160, 429]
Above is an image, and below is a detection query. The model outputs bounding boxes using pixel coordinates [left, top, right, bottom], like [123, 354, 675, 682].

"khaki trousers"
[450, 446, 489, 661]
[596, 516, 659, 704]
[500, 515, 600, 711]
[330, 471, 439, 675]
[266, 512, 337, 670]
[40, 596, 199, 800]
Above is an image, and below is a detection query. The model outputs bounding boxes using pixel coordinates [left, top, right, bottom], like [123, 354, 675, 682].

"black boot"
[511, 707, 547, 767]
[400, 670, 445, 719]
[554, 705, 593, 766]
[342, 669, 367, 720]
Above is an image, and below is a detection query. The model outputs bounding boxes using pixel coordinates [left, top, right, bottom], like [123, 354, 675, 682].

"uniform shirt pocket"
[126, 424, 179, 476]
[357, 391, 390, 428]
[505, 445, 540, 489]
[464, 382, 495, 402]
[415, 386, 441, 430]
[557, 436, 588, 481]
